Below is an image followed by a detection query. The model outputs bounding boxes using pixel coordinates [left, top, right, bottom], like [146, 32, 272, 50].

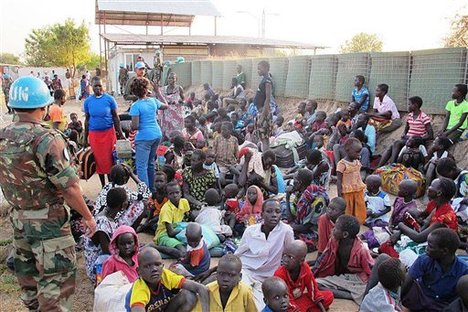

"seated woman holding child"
[238, 148, 278, 198]
[285, 169, 329, 251]
[182, 149, 217, 210]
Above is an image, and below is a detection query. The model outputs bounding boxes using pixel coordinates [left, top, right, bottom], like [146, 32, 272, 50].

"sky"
[0, 0, 467, 58]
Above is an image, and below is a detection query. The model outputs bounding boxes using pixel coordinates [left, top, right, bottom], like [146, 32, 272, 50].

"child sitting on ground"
[389, 179, 418, 227]
[213, 122, 239, 186]
[314, 215, 374, 304]
[401, 228, 468, 311]
[68, 112, 83, 134]
[193, 254, 257, 311]
[84, 188, 128, 282]
[137, 171, 168, 234]
[153, 182, 190, 259]
[424, 136, 453, 188]
[310, 111, 327, 132]
[203, 148, 221, 182]
[364, 175, 391, 227]
[443, 275, 468, 312]
[101, 225, 139, 283]
[304, 99, 318, 126]
[316, 197, 346, 258]
[360, 258, 406, 312]
[244, 122, 255, 143]
[195, 188, 233, 242]
[171, 222, 211, 278]
[275, 240, 334, 312]
[394, 178, 458, 244]
[261, 277, 293, 312]
[294, 101, 307, 129]
[397, 136, 427, 172]
[236, 185, 264, 234]
[336, 138, 367, 224]
[126, 247, 209, 312]
[222, 183, 241, 232]
[94, 164, 151, 219]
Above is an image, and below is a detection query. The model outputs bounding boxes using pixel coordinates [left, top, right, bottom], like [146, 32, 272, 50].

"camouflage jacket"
[0, 116, 79, 216]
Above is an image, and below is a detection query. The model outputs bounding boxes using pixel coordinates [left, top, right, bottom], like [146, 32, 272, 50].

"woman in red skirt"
[84, 77, 124, 187]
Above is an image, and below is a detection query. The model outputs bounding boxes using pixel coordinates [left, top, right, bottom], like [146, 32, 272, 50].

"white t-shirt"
[365, 190, 391, 223]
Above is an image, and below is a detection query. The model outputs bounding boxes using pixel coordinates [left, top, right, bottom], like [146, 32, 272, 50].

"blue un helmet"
[8, 76, 53, 109]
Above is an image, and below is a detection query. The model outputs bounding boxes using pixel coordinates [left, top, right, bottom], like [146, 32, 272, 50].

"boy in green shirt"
[441, 84, 468, 141]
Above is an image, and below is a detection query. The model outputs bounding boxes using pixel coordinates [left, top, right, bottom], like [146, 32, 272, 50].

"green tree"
[444, 15, 468, 48]
[25, 28, 56, 67]
[24, 19, 92, 76]
[0, 53, 21, 65]
[340, 32, 383, 53]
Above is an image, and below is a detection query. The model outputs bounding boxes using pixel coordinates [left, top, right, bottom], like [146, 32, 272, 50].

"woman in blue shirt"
[84, 77, 124, 187]
[129, 77, 168, 191]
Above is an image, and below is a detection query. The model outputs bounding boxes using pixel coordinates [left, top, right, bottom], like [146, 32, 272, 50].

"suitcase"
[272, 143, 308, 168]
[76, 147, 96, 180]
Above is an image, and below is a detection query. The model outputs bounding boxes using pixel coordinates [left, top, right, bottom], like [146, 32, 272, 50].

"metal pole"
[99, 23, 102, 69]
[214, 16, 217, 36]
[261, 9, 265, 38]
[160, 14, 163, 35]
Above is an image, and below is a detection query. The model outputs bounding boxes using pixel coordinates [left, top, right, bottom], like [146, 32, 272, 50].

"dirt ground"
[0, 85, 466, 311]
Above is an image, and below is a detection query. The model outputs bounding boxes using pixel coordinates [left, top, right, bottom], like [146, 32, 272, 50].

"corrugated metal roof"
[97, 0, 221, 17]
[101, 33, 325, 49]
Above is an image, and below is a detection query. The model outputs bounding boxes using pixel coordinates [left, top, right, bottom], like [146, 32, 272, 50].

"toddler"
[336, 138, 366, 224]
[364, 175, 391, 227]
[137, 171, 168, 234]
[195, 188, 233, 242]
[171, 222, 211, 278]
[261, 277, 292, 312]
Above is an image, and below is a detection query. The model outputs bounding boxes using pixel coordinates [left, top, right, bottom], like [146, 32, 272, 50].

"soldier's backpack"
[76, 147, 96, 180]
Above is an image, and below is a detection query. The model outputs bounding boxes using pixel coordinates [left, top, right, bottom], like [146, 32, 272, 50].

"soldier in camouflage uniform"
[0, 76, 97, 311]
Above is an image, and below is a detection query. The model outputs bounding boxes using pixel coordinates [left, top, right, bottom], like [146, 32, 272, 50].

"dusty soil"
[1, 85, 466, 312]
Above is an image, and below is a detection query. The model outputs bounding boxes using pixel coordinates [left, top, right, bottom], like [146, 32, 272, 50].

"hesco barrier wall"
[191, 61, 201, 85]
[171, 63, 192, 88]
[285, 56, 311, 98]
[409, 48, 467, 114]
[269, 57, 289, 97]
[200, 60, 213, 86]
[222, 60, 238, 90]
[166, 48, 467, 114]
[368, 52, 410, 111]
[335, 53, 370, 102]
[309, 55, 337, 99]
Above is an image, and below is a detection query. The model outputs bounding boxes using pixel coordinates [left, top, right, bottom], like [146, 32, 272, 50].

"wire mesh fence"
[268, 57, 289, 97]
[409, 48, 467, 114]
[308, 54, 337, 100]
[335, 53, 370, 102]
[167, 48, 468, 114]
[368, 51, 410, 111]
[284, 55, 311, 98]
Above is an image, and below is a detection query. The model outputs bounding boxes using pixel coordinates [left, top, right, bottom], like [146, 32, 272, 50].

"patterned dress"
[84, 214, 119, 281]
[160, 85, 185, 136]
[182, 168, 216, 208]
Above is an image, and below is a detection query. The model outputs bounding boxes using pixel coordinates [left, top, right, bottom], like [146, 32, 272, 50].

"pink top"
[182, 128, 205, 143]
[101, 225, 139, 283]
[373, 94, 400, 119]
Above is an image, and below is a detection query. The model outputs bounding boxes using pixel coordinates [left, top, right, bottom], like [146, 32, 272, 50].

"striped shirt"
[406, 111, 431, 137]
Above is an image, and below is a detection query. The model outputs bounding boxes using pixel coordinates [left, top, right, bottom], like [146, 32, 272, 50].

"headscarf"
[237, 185, 264, 222]
[109, 225, 139, 259]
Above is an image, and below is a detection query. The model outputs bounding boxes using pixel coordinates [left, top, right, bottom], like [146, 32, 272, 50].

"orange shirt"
[336, 159, 366, 193]
[48, 104, 67, 131]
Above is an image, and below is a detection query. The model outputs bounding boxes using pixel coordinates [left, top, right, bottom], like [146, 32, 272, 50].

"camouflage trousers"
[10, 205, 77, 312]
